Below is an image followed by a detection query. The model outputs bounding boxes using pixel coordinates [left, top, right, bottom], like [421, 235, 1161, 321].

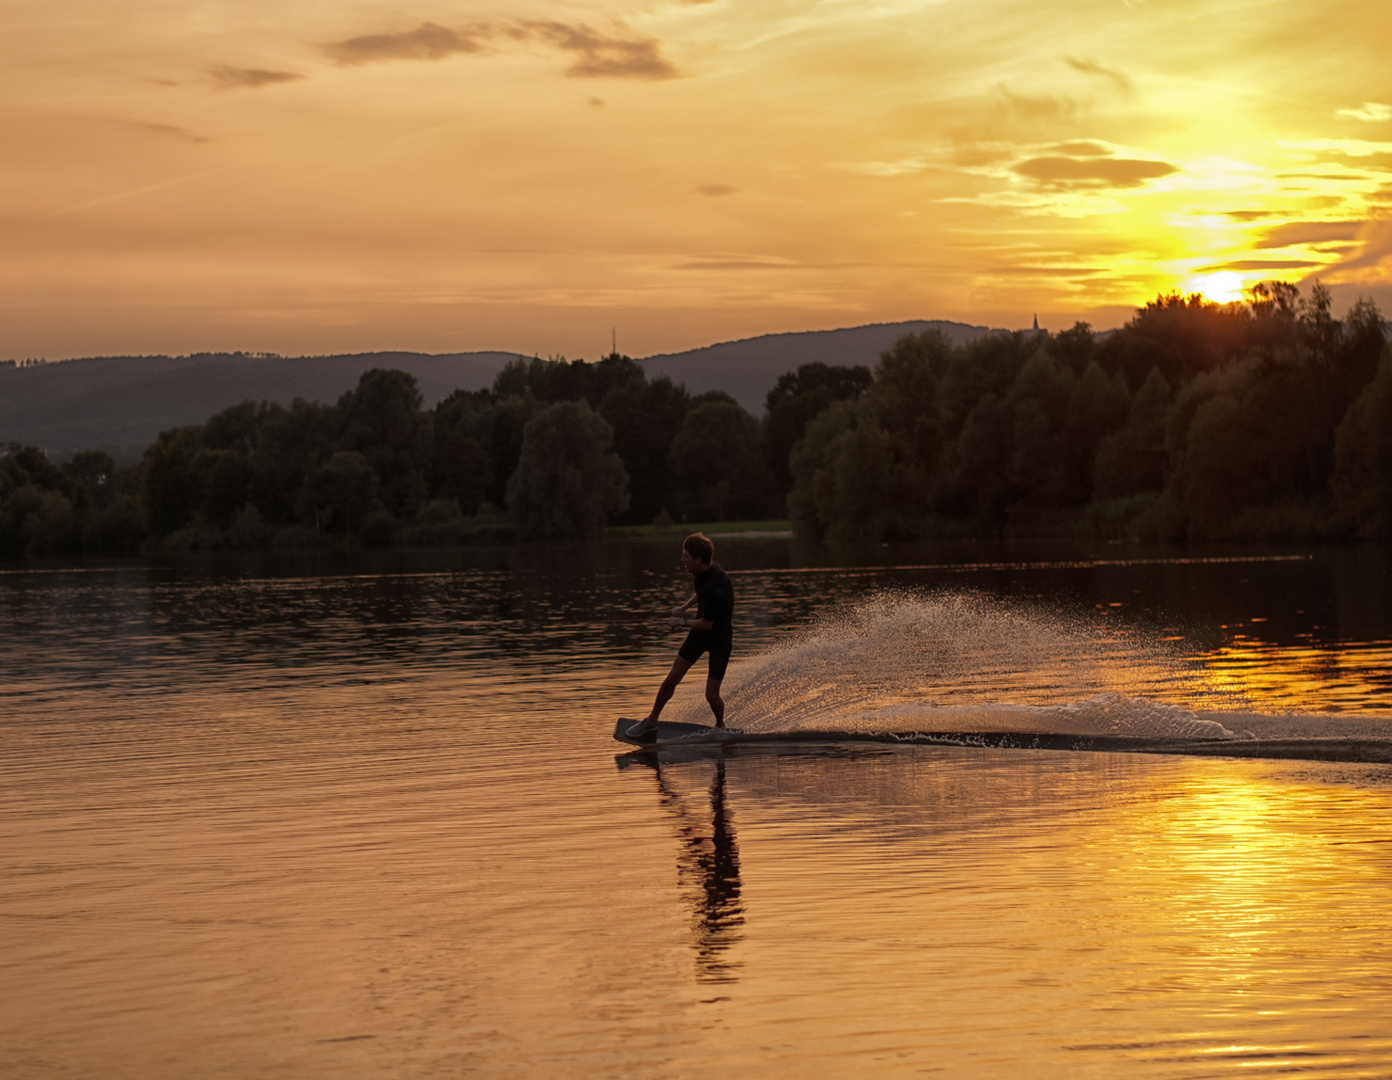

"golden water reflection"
[688, 746, 1392, 1077]
[1193, 640, 1392, 713]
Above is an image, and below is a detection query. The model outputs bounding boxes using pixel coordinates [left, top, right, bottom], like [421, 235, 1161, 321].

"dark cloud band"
[1014, 155, 1177, 188]
[322, 20, 678, 80]
[211, 66, 304, 89]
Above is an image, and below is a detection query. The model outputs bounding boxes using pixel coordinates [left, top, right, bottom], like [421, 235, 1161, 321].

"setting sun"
[1182, 271, 1247, 304]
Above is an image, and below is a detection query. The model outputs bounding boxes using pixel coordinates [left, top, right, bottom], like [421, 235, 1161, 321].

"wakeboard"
[613, 718, 742, 748]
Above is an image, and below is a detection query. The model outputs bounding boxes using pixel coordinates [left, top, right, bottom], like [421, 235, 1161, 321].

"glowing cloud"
[1338, 102, 1392, 122]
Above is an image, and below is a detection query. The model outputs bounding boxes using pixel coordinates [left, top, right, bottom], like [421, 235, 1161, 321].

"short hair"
[683, 532, 714, 565]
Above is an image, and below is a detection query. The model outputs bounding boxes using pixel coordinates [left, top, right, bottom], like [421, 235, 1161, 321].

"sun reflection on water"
[1192, 640, 1392, 713]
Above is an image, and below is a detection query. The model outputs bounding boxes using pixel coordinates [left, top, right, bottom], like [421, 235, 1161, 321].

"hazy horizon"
[6, 317, 999, 366]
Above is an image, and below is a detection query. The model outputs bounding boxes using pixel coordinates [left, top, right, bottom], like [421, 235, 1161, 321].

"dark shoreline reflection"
[623, 755, 744, 982]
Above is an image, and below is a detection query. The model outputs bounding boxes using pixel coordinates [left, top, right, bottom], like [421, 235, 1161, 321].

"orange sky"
[4, 0, 1391, 360]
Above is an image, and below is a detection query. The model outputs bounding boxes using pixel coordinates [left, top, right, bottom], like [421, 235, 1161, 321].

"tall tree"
[505, 401, 629, 538]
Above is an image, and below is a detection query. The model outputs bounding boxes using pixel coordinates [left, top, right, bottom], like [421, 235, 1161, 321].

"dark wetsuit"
[678, 562, 734, 680]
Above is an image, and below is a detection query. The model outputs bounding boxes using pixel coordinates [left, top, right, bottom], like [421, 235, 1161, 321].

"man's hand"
[669, 605, 687, 618]
[668, 616, 685, 630]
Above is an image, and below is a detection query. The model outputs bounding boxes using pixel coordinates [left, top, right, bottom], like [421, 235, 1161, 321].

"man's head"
[681, 532, 714, 573]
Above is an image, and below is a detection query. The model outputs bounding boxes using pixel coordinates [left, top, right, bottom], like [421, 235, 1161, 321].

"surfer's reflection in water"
[637, 758, 745, 982]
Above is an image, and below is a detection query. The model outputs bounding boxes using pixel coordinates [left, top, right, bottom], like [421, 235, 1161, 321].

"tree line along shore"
[2, 282, 1390, 558]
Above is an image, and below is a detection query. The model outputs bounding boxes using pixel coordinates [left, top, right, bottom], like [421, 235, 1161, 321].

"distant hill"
[0, 320, 994, 459]
[0, 351, 518, 461]
[640, 320, 992, 411]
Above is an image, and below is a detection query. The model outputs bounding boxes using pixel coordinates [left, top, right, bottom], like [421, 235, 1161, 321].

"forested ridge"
[2, 283, 1389, 558]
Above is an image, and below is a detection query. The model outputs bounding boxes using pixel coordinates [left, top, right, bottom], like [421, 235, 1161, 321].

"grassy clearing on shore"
[604, 519, 793, 540]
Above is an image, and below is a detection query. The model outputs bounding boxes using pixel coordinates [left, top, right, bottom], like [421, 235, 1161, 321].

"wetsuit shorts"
[678, 631, 732, 681]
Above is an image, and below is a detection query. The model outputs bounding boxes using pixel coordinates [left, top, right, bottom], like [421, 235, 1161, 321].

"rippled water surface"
[4, 540, 1392, 1078]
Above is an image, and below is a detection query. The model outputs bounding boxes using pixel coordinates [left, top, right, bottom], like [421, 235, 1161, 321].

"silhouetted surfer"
[626, 533, 734, 740]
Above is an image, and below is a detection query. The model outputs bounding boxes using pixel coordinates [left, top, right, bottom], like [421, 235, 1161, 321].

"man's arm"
[668, 594, 712, 630]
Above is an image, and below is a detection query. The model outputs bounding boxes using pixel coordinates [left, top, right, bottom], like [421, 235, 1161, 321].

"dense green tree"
[870, 332, 952, 469]
[600, 375, 690, 523]
[493, 352, 645, 408]
[670, 400, 768, 521]
[62, 451, 118, 512]
[202, 400, 265, 455]
[0, 444, 143, 555]
[1102, 291, 1252, 387]
[1093, 367, 1173, 501]
[762, 362, 873, 492]
[788, 401, 915, 541]
[337, 368, 431, 518]
[940, 392, 1013, 523]
[299, 450, 382, 535]
[192, 448, 255, 530]
[1332, 354, 1392, 537]
[1, 444, 69, 498]
[249, 399, 334, 524]
[479, 395, 536, 507]
[431, 390, 497, 515]
[505, 400, 629, 538]
[141, 426, 203, 537]
[936, 331, 1043, 440]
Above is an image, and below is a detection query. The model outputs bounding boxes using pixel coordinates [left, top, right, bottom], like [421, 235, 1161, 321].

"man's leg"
[705, 678, 725, 727]
[628, 656, 693, 737]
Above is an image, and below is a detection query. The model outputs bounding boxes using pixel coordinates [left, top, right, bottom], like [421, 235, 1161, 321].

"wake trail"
[662, 592, 1392, 763]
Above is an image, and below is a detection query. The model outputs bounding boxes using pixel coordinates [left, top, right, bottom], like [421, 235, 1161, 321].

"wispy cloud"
[322, 20, 678, 80]
[1337, 102, 1392, 122]
[696, 183, 739, 196]
[1317, 221, 1392, 276]
[524, 21, 678, 79]
[1064, 56, 1131, 97]
[211, 66, 304, 89]
[124, 120, 210, 143]
[839, 156, 940, 177]
[1255, 221, 1362, 249]
[993, 83, 1078, 121]
[323, 23, 490, 65]
[671, 254, 793, 272]
[1201, 259, 1322, 271]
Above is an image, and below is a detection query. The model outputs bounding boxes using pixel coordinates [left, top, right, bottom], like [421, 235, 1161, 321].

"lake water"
[4, 538, 1392, 1078]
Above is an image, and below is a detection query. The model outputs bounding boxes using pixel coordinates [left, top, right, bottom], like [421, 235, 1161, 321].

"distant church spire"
[1032, 314, 1039, 331]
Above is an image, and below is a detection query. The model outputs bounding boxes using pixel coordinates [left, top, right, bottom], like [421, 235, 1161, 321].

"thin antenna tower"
[612, 326, 616, 357]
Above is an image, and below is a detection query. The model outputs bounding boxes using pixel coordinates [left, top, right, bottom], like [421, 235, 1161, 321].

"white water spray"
[670, 592, 1233, 741]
